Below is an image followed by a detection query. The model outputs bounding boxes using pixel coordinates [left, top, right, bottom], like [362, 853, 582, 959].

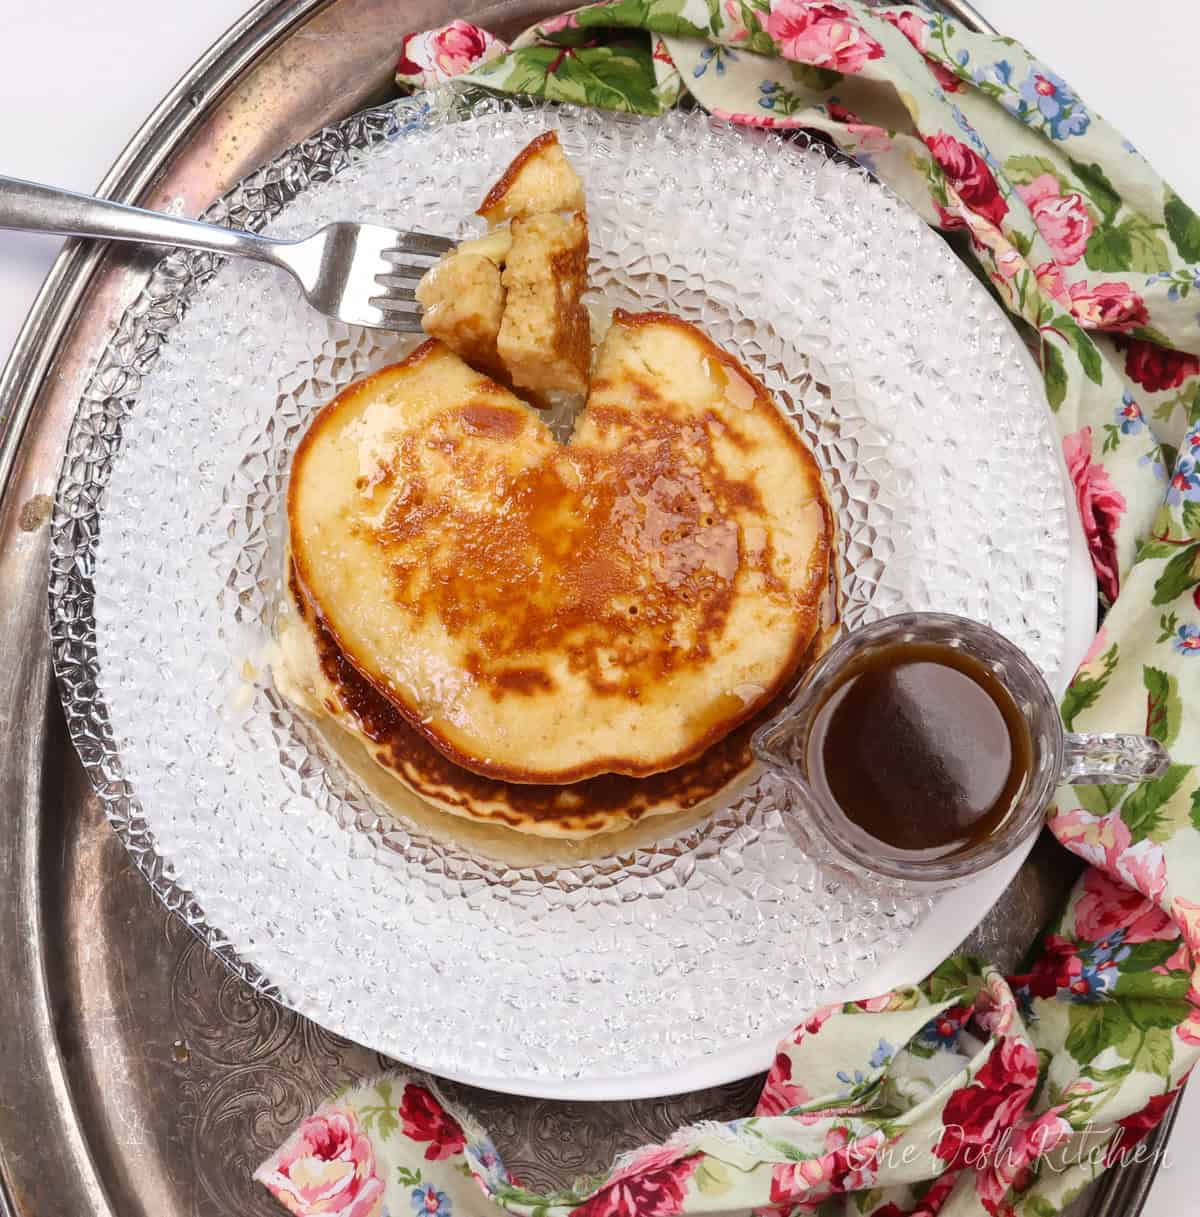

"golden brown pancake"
[414, 250, 507, 381]
[277, 566, 789, 838]
[419, 132, 591, 398]
[476, 130, 586, 224]
[288, 312, 832, 785]
[497, 210, 590, 397]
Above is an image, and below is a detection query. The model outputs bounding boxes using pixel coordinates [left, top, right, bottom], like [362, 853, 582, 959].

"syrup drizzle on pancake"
[287, 563, 804, 835]
[289, 314, 831, 784]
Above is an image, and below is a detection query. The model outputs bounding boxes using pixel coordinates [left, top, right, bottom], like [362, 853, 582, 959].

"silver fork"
[0, 175, 454, 332]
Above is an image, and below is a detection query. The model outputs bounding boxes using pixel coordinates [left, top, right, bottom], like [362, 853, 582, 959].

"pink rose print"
[880, 8, 928, 47]
[724, 0, 751, 42]
[573, 1146, 699, 1217]
[1068, 279, 1149, 331]
[1177, 1007, 1200, 1047]
[852, 992, 909, 1014]
[1171, 896, 1200, 956]
[1051, 805, 1131, 870]
[1035, 260, 1072, 308]
[1171, 896, 1200, 934]
[1009, 932, 1085, 1001]
[798, 1004, 837, 1036]
[825, 103, 893, 153]
[1074, 867, 1176, 944]
[994, 244, 1023, 279]
[1080, 625, 1109, 668]
[758, 1051, 812, 1115]
[395, 20, 502, 87]
[711, 107, 794, 129]
[878, 9, 963, 92]
[765, 1, 885, 74]
[1158, 942, 1191, 973]
[768, 1127, 887, 1205]
[538, 10, 581, 36]
[926, 206, 1024, 305]
[259, 1109, 384, 1217]
[973, 973, 1020, 1038]
[847, 1172, 956, 1217]
[928, 58, 964, 94]
[1017, 175, 1094, 265]
[913, 1172, 959, 1216]
[1062, 426, 1127, 603]
[1114, 838, 1168, 905]
[974, 1110, 1072, 1212]
[1062, 1077, 1098, 1105]
[430, 20, 494, 74]
[925, 133, 1008, 227]
[398, 1083, 467, 1161]
[935, 1037, 1038, 1169]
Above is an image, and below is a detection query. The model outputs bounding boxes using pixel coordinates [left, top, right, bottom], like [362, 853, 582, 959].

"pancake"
[274, 565, 801, 839]
[414, 250, 507, 381]
[288, 311, 832, 785]
[476, 130, 585, 224]
[418, 132, 591, 398]
[497, 210, 590, 396]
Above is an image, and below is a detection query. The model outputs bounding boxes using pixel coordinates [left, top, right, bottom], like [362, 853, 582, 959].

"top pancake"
[275, 566, 787, 840]
[288, 310, 831, 783]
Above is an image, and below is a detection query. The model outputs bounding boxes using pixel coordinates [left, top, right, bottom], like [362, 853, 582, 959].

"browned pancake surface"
[291, 573, 776, 834]
[288, 315, 831, 784]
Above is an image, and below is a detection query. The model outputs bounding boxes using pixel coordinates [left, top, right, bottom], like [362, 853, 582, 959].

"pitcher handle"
[1063, 733, 1170, 785]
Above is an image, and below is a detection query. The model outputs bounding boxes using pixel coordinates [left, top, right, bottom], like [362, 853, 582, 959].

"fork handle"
[0, 174, 281, 263]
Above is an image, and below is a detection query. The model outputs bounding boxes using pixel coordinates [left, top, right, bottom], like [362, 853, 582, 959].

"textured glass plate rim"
[48, 93, 1098, 1100]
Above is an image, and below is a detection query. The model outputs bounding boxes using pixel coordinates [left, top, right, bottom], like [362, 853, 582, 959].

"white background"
[0, 1, 1196, 1212]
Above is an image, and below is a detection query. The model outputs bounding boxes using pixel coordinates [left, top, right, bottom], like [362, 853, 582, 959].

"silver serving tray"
[0, 1, 1177, 1213]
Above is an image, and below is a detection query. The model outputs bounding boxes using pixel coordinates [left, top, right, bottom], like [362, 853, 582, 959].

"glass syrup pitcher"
[752, 613, 1170, 885]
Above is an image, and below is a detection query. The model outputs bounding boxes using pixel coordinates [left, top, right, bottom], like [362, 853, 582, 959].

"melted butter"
[556, 453, 583, 488]
[272, 605, 331, 715]
[455, 226, 514, 263]
[687, 690, 752, 738]
[743, 525, 768, 558]
[702, 356, 726, 390]
[701, 355, 756, 411]
[588, 303, 614, 347]
[731, 682, 767, 706]
[345, 403, 403, 489]
[723, 370, 758, 412]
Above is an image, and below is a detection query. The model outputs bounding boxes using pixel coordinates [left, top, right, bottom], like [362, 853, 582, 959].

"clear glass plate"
[50, 92, 1081, 1097]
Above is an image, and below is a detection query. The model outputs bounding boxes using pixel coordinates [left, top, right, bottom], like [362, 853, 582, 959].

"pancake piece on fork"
[416, 130, 591, 398]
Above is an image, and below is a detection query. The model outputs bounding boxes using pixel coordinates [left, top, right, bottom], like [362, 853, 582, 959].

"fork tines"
[385, 232, 456, 259]
[372, 276, 419, 301]
[369, 232, 454, 328]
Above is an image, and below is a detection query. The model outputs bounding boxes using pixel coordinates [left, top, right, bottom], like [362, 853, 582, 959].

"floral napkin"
[258, 4, 1200, 1216]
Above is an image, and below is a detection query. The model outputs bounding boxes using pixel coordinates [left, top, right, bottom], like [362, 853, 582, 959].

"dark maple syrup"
[806, 641, 1033, 857]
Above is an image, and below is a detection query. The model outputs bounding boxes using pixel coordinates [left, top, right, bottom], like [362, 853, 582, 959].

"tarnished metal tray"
[0, 1, 1178, 1213]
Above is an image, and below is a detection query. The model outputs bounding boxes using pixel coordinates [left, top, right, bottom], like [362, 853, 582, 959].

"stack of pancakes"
[280, 133, 834, 839]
